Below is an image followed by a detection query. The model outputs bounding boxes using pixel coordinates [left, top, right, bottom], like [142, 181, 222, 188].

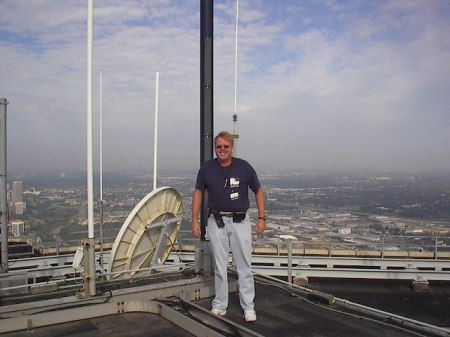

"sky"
[1, 0, 450, 177]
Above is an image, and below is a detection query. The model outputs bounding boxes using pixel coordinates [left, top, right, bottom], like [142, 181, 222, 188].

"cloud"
[1, 0, 450, 175]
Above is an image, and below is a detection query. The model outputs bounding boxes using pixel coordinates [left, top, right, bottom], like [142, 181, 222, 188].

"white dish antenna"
[108, 186, 184, 279]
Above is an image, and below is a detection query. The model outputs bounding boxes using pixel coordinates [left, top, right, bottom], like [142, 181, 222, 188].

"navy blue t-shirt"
[195, 157, 261, 212]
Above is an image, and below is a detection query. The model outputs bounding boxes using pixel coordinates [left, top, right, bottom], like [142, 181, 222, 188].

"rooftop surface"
[1, 270, 449, 337]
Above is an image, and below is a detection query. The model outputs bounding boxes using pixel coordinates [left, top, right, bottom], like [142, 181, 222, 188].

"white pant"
[207, 214, 255, 311]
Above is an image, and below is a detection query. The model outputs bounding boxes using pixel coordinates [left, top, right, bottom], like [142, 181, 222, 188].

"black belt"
[219, 211, 246, 217]
[208, 209, 247, 225]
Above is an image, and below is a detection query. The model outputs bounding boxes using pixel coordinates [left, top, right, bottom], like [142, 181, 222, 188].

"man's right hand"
[191, 220, 201, 238]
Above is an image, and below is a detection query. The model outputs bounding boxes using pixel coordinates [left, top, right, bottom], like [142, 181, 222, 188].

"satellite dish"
[108, 186, 184, 279]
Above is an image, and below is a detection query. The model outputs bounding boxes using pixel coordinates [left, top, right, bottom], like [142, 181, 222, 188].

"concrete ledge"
[408, 251, 435, 259]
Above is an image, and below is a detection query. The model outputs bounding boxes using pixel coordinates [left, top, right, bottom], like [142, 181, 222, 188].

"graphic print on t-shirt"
[230, 177, 239, 188]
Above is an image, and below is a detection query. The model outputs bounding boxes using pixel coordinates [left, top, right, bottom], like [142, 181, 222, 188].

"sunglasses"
[215, 144, 230, 149]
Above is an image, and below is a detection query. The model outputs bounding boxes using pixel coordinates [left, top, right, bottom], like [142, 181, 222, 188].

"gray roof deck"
[1, 269, 449, 337]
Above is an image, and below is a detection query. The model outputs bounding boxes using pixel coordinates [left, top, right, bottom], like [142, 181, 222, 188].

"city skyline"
[1, 1, 450, 175]
[8, 170, 450, 248]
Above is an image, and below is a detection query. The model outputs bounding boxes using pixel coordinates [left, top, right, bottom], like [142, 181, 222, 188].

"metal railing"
[176, 230, 450, 260]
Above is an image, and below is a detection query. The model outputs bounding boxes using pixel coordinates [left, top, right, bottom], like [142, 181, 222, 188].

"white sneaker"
[211, 308, 227, 316]
[244, 309, 257, 322]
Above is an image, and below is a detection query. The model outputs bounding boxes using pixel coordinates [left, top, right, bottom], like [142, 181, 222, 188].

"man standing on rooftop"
[191, 130, 266, 322]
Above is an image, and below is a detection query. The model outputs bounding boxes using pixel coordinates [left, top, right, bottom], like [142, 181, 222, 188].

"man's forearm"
[255, 187, 265, 217]
[191, 189, 203, 221]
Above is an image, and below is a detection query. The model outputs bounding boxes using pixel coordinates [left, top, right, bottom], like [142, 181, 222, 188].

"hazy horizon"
[8, 166, 450, 189]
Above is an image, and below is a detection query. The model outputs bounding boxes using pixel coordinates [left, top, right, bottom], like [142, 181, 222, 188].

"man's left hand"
[256, 219, 266, 234]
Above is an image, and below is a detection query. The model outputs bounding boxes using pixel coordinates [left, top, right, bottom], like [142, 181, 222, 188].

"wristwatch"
[258, 216, 267, 221]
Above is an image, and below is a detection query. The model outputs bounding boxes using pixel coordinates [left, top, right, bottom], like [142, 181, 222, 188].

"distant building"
[12, 180, 24, 205]
[6, 190, 12, 205]
[9, 180, 26, 215]
[24, 187, 41, 196]
[338, 228, 352, 235]
[9, 220, 25, 237]
[13, 202, 26, 215]
[65, 199, 78, 206]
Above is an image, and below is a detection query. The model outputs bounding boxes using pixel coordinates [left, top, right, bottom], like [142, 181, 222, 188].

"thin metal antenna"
[99, 69, 103, 219]
[232, 0, 240, 155]
[234, 0, 239, 117]
[99, 68, 104, 272]
[153, 72, 159, 191]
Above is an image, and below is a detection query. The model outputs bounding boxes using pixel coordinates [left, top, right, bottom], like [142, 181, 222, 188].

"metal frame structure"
[2, 267, 450, 337]
[2, 251, 450, 298]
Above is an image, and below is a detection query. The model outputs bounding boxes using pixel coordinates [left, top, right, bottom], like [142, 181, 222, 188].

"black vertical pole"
[200, 0, 213, 240]
[0, 98, 8, 272]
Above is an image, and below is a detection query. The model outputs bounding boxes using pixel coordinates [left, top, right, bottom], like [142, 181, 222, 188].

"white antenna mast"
[84, 0, 96, 297]
[153, 72, 159, 190]
[99, 68, 104, 272]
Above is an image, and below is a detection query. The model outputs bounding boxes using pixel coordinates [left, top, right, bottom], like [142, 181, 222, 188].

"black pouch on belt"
[211, 209, 225, 228]
[232, 212, 246, 223]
